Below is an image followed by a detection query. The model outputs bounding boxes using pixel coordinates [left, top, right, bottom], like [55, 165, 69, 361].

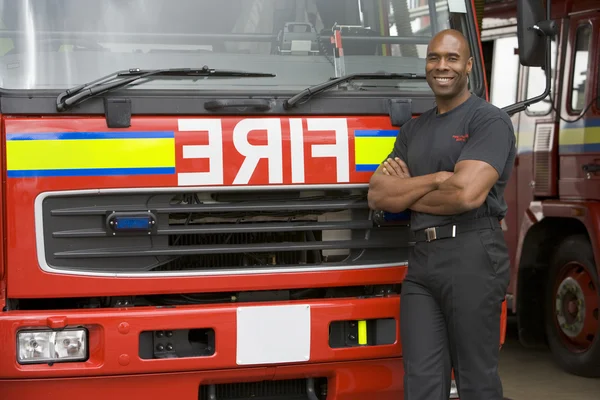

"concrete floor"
[498, 319, 600, 400]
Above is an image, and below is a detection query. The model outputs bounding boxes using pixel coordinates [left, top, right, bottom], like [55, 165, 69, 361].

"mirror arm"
[503, 0, 555, 116]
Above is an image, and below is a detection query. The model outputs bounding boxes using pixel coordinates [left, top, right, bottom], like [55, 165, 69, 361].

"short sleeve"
[456, 116, 516, 176]
[382, 125, 410, 164]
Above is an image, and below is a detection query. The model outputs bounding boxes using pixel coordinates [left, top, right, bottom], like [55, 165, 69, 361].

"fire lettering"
[176, 117, 351, 186]
[308, 118, 350, 183]
[233, 118, 283, 185]
[289, 118, 305, 184]
[177, 119, 224, 186]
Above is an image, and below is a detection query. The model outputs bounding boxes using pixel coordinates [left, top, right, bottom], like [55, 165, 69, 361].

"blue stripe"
[6, 131, 175, 141]
[7, 167, 176, 178]
[518, 144, 600, 155]
[354, 129, 398, 138]
[355, 164, 379, 172]
[560, 143, 600, 154]
[560, 118, 600, 130]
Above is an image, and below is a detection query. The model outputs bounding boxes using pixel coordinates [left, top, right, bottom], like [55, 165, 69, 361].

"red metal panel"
[0, 358, 404, 400]
[0, 296, 401, 378]
[3, 116, 407, 299]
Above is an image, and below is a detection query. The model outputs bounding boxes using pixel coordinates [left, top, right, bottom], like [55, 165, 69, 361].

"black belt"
[411, 217, 501, 243]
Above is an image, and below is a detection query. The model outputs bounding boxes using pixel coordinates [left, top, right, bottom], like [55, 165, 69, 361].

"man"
[367, 29, 515, 400]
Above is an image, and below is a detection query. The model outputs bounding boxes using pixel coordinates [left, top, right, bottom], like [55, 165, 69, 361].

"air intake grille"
[533, 123, 556, 196]
[40, 188, 411, 275]
[199, 378, 326, 400]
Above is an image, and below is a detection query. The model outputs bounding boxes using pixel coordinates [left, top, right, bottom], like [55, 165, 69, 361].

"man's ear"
[467, 57, 473, 74]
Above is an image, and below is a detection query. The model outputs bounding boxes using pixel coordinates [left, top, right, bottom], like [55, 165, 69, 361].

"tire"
[544, 234, 600, 377]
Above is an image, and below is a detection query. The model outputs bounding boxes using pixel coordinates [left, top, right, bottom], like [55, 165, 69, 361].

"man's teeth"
[435, 77, 452, 82]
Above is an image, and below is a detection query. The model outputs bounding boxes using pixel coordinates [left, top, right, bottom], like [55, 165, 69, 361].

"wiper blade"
[283, 72, 426, 109]
[56, 66, 276, 111]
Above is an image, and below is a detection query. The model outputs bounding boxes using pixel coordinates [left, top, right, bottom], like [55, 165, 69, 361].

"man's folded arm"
[409, 116, 516, 216]
[367, 170, 446, 213]
[408, 160, 499, 215]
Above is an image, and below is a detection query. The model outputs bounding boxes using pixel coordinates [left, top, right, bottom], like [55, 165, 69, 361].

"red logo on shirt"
[452, 133, 469, 142]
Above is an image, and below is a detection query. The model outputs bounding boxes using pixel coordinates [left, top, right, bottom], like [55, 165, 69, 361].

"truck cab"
[0, 0, 552, 398]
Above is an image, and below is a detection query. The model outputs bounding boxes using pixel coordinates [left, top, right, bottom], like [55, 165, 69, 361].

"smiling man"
[368, 29, 516, 400]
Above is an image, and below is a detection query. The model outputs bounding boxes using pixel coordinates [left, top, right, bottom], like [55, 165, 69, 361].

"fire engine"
[0, 0, 552, 398]
[479, 0, 600, 378]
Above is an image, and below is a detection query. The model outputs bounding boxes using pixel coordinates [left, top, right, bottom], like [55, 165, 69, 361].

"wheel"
[545, 234, 600, 377]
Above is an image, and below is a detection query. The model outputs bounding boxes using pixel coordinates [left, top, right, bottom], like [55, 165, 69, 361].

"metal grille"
[199, 378, 326, 400]
[41, 188, 411, 274]
[533, 123, 555, 196]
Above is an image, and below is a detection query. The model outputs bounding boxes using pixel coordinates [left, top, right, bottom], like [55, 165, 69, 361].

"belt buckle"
[425, 227, 437, 242]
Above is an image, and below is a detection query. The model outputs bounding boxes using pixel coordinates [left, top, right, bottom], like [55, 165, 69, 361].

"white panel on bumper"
[236, 304, 311, 365]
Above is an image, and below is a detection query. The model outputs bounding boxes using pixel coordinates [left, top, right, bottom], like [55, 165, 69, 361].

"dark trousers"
[400, 225, 510, 400]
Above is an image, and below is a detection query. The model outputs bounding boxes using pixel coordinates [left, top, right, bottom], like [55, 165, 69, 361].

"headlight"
[449, 379, 459, 399]
[17, 328, 88, 364]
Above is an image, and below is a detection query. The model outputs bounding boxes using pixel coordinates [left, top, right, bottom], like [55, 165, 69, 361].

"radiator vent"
[533, 123, 556, 197]
[40, 188, 411, 275]
[199, 377, 327, 400]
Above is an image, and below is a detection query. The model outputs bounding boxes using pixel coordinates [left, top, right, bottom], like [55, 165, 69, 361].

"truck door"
[558, 12, 598, 200]
[483, 22, 521, 276]
[514, 27, 559, 227]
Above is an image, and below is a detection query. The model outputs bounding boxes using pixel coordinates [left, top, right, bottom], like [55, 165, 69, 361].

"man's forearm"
[408, 179, 471, 215]
[368, 172, 440, 213]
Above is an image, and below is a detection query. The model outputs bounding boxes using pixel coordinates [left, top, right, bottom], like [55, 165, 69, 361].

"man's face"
[425, 33, 473, 99]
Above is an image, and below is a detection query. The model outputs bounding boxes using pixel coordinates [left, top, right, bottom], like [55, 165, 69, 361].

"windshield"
[0, 0, 469, 92]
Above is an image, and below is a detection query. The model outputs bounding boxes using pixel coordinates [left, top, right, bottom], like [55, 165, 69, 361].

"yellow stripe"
[7, 138, 175, 170]
[358, 320, 367, 345]
[559, 127, 600, 145]
[354, 137, 395, 165]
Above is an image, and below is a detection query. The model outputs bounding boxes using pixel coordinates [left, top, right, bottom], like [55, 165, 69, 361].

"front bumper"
[0, 296, 401, 378]
[0, 358, 403, 400]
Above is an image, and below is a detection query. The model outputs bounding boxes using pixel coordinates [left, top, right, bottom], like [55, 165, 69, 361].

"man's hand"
[382, 157, 411, 178]
[409, 160, 499, 215]
[368, 160, 451, 213]
[382, 157, 454, 186]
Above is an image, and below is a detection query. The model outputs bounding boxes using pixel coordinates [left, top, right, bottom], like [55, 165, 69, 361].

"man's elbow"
[367, 185, 385, 211]
[456, 189, 487, 212]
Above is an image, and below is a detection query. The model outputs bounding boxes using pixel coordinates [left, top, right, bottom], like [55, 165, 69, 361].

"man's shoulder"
[470, 95, 513, 128]
[402, 106, 436, 131]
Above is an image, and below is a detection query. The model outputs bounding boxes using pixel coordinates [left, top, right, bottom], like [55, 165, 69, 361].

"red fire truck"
[480, 0, 600, 378]
[0, 0, 552, 398]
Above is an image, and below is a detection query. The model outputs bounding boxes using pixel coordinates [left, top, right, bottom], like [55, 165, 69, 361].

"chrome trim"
[425, 227, 437, 242]
[33, 185, 405, 278]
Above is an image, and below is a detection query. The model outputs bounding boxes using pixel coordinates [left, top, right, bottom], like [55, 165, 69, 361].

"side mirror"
[503, 0, 558, 115]
[516, 0, 548, 67]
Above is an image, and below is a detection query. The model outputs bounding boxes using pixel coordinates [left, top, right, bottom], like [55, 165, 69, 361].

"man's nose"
[436, 59, 450, 70]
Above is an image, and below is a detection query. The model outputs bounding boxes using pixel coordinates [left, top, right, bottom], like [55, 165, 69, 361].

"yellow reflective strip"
[559, 127, 600, 145]
[354, 137, 395, 165]
[7, 138, 175, 170]
[358, 320, 367, 345]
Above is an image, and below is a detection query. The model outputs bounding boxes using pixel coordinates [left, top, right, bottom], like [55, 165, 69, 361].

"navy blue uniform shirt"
[386, 93, 517, 231]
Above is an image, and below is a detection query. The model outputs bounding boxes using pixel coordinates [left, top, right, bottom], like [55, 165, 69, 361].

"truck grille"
[39, 187, 410, 275]
[199, 377, 327, 400]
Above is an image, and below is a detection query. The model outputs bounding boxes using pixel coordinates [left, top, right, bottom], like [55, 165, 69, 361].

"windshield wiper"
[56, 66, 276, 111]
[283, 72, 426, 109]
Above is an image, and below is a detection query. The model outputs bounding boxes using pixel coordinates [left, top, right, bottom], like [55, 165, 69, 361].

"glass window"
[570, 24, 591, 112]
[488, 35, 519, 109]
[0, 0, 470, 93]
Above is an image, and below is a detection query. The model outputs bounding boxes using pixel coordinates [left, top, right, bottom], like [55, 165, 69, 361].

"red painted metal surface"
[3, 116, 406, 299]
[0, 296, 401, 378]
[0, 111, 5, 312]
[0, 358, 404, 400]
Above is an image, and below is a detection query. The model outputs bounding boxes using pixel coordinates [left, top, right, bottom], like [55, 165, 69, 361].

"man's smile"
[434, 76, 455, 85]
